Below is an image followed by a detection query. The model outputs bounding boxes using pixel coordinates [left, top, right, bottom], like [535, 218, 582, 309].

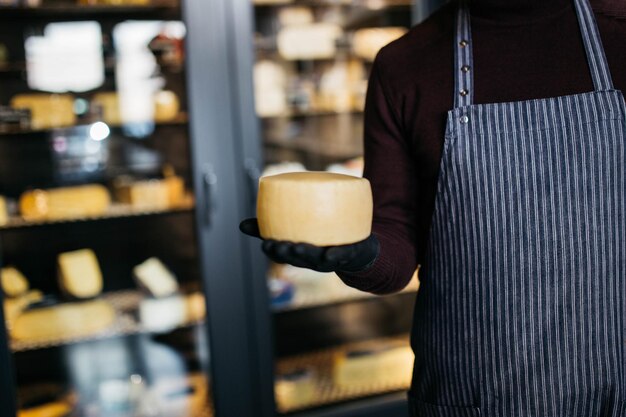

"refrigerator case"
[234, 0, 434, 415]
[0, 1, 258, 416]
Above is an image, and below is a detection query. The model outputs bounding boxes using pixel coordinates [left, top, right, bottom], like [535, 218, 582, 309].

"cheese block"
[139, 295, 186, 331]
[4, 290, 44, 330]
[11, 94, 75, 130]
[92, 92, 122, 125]
[11, 300, 115, 341]
[154, 90, 180, 122]
[277, 24, 342, 60]
[185, 292, 206, 322]
[19, 185, 111, 221]
[333, 344, 414, 389]
[1, 266, 29, 297]
[115, 178, 186, 211]
[254, 60, 288, 117]
[257, 172, 373, 246]
[57, 249, 103, 299]
[0, 196, 8, 226]
[278, 7, 314, 26]
[352, 27, 408, 61]
[18, 402, 71, 417]
[133, 257, 179, 298]
[275, 369, 316, 410]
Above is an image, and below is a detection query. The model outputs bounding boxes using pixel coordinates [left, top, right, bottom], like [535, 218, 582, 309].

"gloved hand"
[239, 218, 379, 273]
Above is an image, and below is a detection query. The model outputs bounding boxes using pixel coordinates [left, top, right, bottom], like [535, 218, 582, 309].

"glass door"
[0, 2, 214, 416]
[247, 0, 419, 414]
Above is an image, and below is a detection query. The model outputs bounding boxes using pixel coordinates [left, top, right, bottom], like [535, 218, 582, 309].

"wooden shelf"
[272, 278, 419, 313]
[275, 335, 412, 414]
[10, 289, 204, 352]
[0, 4, 181, 20]
[254, 0, 412, 9]
[0, 112, 188, 137]
[0, 200, 194, 231]
[260, 109, 363, 120]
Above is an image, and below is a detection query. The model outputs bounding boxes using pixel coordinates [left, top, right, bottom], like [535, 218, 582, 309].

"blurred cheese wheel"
[352, 27, 407, 61]
[257, 172, 372, 246]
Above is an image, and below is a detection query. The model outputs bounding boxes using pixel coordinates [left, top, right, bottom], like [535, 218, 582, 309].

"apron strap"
[453, 0, 614, 109]
[454, 0, 473, 108]
[573, 0, 614, 91]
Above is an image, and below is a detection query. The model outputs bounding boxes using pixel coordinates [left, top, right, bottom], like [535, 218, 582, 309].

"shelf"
[275, 335, 412, 414]
[10, 289, 205, 352]
[273, 279, 419, 313]
[0, 112, 188, 137]
[253, 0, 412, 8]
[0, 4, 181, 20]
[264, 135, 363, 160]
[0, 200, 194, 231]
[260, 109, 363, 120]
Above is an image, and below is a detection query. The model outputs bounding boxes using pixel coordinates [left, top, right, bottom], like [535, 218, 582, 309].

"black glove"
[239, 218, 379, 273]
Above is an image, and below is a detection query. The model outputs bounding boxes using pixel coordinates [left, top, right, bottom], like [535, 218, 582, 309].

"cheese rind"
[257, 172, 373, 246]
[57, 249, 103, 299]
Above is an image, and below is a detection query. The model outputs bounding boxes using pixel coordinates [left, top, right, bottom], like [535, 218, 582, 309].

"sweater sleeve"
[337, 55, 419, 295]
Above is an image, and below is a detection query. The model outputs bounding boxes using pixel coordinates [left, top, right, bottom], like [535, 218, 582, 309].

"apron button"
[460, 89, 469, 96]
[460, 115, 469, 124]
[459, 40, 469, 47]
[461, 65, 471, 72]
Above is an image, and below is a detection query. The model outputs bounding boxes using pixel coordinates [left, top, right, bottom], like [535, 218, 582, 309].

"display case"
[0, 1, 264, 416]
[229, 0, 446, 416]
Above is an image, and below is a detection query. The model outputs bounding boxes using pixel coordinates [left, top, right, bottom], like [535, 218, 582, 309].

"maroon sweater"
[338, 0, 626, 294]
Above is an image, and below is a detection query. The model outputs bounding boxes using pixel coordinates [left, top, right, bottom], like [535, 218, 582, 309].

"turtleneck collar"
[469, 0, 573, 24]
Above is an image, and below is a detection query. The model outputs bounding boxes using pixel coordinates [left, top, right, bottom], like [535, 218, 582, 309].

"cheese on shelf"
[257, 172, 373, 246]
[19, 185, 111, 221]
[333, 344, 414, 389]
[114, 177, 185, 211]
[254, 60, 288, 117]
[1, 267, 29, 298]
[278, 7, 314, 27]
[10, 94, 75, 130]
[3, 290, 43, 331]
[154, 91, 180, 122]
[185, 292, 206, 322]
[133, 257, 179, 298]
[57, 249, 103, 299]
[275, 369, 316, 410]
[0, 196, 8, 226]
[11, 300, 115, 341]
[352, 27, 408, 61]
[92, 92, 122, 125]
[18, 402, 71, 417]
[139, 295, 186, 331]
[277, 24, 342, 60]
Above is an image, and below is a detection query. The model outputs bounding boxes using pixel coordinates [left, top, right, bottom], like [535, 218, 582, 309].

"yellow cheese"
[11, 300, 115, 341]
[277, 24, 342, 60]
[92, 92, 122, 125]
[185, 292, 206, 322]
[19, 185, 111, 221]
[18, 402, 71, 417]
[133, 257, 179, 298]
[4, 290, 43, 330]
[257, 172, 373, 246]
[57, 249, 103, 299]
[11, 94, 75, 130]
[115, 177, 185, 210]
[1, 267, 29, 297]
[333, 344, 414, 389]
[0, 196, 8, 226]
[154, 91, 180, 122]
[352, 27, 408, 61]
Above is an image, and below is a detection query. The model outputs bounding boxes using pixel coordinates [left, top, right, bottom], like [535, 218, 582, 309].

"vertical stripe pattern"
[410, 1, 626, 416]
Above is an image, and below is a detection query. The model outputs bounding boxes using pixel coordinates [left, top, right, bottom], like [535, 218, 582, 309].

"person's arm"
[336, 55, 419, 295]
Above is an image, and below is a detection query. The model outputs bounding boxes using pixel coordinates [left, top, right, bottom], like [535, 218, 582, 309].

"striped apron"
[409, 0, 626, 416]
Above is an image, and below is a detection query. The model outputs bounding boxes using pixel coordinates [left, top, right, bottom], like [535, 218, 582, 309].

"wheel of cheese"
[257, 172, 373, 246]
